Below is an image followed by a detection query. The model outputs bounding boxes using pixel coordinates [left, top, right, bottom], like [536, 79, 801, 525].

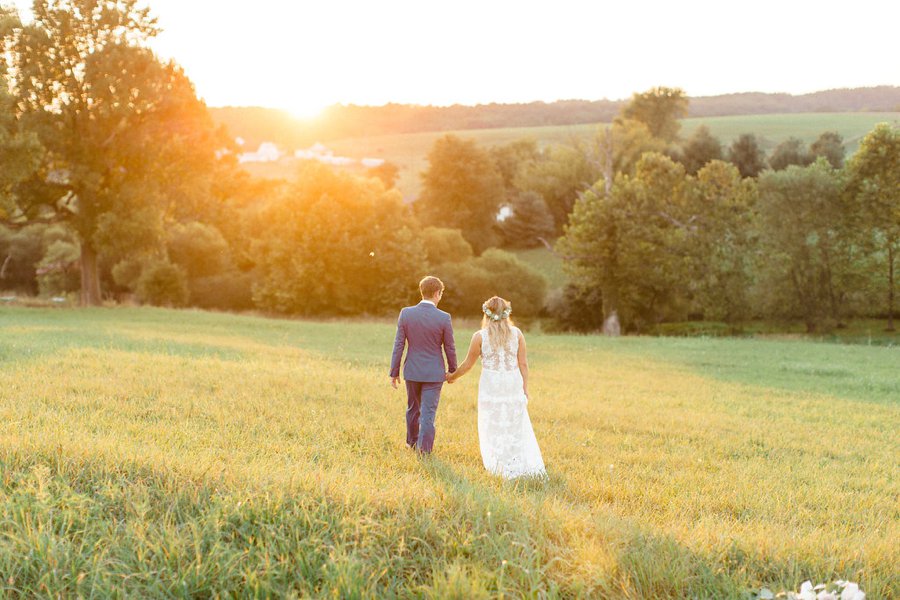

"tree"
[489, 139, 539, 190]
[135, 260, 189, 307]
[1, 0, 222, 305]
[166, 222, 232, 279]
[592, 118, 667, 191]
[498, 190, 555, 248]
[558, 153, 694, 331]
[677, 126, 723, 175]
[366, 161, 399, 190]
[0, 10, 43, 223]
[544, 284, 605, 332]
[417, 135, 505, 252]
[809, 131, 845, 169]
[756, 161, 856, 332]
[768, 137, 812, 170]
[252, 163, 427, 315]
[515, 142, 598, 233]
[432, 249, 548, 319]
[420, 226, 473, 266]
[727, 133, 767, 178]
[686, 161, 758, 325]
[846, 123, 900, 331]
[621, 86, 688, 142]
[37, 237, 80, 296]
[0, 225, 43, 292]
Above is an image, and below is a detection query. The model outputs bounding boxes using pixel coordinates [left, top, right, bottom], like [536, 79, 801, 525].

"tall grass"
[1, 307, 897, 597]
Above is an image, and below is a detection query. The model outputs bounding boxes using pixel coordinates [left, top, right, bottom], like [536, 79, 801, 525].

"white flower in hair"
[482, 302, 512, 321]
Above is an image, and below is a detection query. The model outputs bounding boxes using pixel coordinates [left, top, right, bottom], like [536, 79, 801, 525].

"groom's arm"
[389, 310, 407, 381]
[443, 316, 458, 373]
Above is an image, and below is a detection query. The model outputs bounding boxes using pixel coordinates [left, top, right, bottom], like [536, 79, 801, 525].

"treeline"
[409, 88, 900, 334]
[0, 1, 547, 319]
[2, 3, 897, 336]
[211, 86, 900, 148]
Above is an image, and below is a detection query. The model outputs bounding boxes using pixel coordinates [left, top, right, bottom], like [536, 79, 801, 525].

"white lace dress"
[478, 327, 546, 479]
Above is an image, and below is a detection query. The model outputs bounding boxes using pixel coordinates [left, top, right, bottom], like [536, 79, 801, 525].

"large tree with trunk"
[557, 153, 694, 332]
[0, 0, 220, 305]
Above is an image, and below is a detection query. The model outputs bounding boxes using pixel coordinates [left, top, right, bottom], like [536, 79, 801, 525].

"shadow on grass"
[1, 448, 891, 599]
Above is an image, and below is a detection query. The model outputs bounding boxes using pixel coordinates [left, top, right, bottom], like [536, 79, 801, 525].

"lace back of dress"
[481, 327, 519, 372]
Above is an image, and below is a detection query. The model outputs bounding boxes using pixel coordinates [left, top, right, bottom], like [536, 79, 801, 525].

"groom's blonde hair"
[419, 276, 444, 299]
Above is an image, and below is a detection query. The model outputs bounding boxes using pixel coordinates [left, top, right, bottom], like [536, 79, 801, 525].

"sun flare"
[288, 101, 327, 121]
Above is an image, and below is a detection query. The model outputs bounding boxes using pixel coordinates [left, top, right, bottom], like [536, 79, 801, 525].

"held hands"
[445, 371, 457, 384]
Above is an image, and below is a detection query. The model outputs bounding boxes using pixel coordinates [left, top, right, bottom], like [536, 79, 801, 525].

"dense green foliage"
[846, 124, 900, 330]
[558, 136, 898, 333]
[727, 134, 767, 178]
[417, 135, 506, 252]
[498, 191, 556, 248]
[756, 161, 859, 330]
[622, 87, 689, 142]
[0, 0, 225, 306]
[676, 125, 723, 175]
[136, 260, 190, 307]
[251, 164, 427, 315]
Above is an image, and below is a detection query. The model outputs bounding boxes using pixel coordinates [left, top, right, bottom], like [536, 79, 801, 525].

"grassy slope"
[241, 112, 900, 200]
[510, 246, 567, 291]
[1, 307, 897, 598]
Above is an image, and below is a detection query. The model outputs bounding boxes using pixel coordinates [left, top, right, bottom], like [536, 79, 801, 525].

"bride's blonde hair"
[481, 296, 515, 350]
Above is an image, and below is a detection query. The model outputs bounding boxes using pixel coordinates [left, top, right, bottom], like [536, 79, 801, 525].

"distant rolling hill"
[210, 86, 900, 149]
[236, 111, 900, 201]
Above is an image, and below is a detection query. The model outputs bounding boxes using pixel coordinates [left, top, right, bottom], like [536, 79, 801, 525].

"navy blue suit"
[390, 301, 457, 453]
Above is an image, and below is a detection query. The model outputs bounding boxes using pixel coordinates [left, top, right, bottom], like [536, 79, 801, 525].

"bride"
[446, 296, 546, 479]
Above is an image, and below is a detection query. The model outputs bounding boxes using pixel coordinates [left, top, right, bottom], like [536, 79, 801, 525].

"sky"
[8, 0, 900, 117]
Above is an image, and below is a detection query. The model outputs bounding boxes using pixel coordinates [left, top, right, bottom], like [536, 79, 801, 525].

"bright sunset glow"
[8, 0, 900, 111]
[287, 103, 326, 121]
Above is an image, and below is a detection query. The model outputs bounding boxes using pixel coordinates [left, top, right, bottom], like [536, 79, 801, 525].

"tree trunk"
[887, 242, 896, 332]
[79, 240, 103, 307]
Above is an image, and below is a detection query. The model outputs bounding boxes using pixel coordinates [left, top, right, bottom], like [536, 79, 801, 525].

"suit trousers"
[405, 380, 443, 453]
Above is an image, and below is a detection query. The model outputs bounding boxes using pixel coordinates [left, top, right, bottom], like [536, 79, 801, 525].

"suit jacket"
[390, 301, 457, 382]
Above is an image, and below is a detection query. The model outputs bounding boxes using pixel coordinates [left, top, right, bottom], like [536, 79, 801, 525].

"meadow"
[0, 307, 897, 598]
[241, 112, 900, 200]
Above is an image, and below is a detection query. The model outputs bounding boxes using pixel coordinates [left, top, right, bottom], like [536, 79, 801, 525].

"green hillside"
[241, 112, 900, 200]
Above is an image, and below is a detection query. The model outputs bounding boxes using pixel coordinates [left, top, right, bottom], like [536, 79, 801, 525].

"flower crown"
[482, 302, 512, 321]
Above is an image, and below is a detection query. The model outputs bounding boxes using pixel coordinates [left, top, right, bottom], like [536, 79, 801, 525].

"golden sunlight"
[288, 101, 327, 120]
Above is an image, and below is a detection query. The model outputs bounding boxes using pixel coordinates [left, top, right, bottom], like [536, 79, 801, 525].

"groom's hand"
[391, 376, 400, 389]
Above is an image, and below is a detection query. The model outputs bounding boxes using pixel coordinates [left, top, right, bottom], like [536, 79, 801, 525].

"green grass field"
[241, 112, 900, 200]
[511, 246, 567, 291]
[1, 307, 897, 597]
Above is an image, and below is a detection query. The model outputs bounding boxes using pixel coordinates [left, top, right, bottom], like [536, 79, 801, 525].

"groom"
[390, 276, 457, 454]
